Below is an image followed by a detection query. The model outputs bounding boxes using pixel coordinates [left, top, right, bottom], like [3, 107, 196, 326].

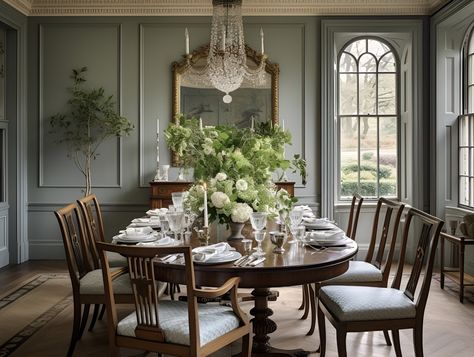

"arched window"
[459, 26, 474, 208]
[338, 38, 398, 199]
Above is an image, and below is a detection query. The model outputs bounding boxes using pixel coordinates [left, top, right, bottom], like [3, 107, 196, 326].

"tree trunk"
[84, 152, 92, 197]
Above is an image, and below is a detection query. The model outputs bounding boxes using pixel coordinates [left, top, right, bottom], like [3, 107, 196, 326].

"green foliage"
[49, 67, 134, 194]
[342, 162, 392, 179]
[340, 180, 397, 197]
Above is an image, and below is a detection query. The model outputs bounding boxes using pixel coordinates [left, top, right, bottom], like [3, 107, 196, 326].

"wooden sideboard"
[149, 181, 295, 209]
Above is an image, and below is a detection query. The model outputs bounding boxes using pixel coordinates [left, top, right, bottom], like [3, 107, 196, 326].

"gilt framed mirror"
[171, 43, 279, 130]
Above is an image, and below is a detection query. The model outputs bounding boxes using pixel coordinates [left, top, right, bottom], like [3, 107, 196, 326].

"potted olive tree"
[50, 67, 134, 196]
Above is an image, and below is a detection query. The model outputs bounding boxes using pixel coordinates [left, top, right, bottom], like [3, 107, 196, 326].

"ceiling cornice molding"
[4, 0, 32, 16]
[5, 0, 450, 17]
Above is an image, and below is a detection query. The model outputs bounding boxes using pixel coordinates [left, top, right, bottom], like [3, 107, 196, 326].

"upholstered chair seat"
[118, 300, 241, 346]
[80, 269, 132, 295]
[327, 261, 383, 284]
[319, 286, 416, 322]
[105, 251, 127, 267]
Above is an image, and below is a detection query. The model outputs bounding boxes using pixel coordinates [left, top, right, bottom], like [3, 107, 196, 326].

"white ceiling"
[4, 0, 450, 17]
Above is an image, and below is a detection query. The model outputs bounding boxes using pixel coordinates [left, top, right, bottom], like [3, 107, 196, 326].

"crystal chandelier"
[206, 0, 267, 103]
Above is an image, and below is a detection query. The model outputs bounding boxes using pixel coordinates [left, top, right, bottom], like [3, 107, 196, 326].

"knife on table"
[249, 257, 266, 266]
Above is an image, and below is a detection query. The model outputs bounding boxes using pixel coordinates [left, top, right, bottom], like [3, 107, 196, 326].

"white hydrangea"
[203, 145, 214, 155]
[195, 184, 205, 194]
[236, 179, 248, 191]
[210, 191, 230, 208]
[231, 203, 253, 223]
[215, 172, 227, 181]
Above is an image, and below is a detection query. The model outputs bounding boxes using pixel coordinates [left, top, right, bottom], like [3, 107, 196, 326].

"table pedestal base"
[249, 288, 313, 357]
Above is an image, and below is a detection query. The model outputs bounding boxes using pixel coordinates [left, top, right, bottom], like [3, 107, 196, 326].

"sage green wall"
[27, 16, 319, 259]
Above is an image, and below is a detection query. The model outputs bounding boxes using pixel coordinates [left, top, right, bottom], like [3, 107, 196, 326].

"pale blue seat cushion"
[320, 285, 416, 322]
[106, 251, 128, 267]
[117, 300, 240, 346]
[80, 268, 132, 295]
[327, 261, 383, 284]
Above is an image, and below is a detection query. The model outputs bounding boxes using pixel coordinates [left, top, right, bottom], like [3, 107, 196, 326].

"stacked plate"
[136, 236, 179, 247]
[305, 228, 351, 247]
[303, 218, 337, 230]
[129, 217, 160, 229]
[146, 208, 168, 216]
[192, 243, 241, 265]
[114, 227, 158, 244]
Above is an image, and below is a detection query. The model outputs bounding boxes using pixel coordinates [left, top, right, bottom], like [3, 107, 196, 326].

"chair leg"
[306, 284, 317, 336]
[88, 304, 100, 332]
[298, 284, 307, 310]
[392, 329, 402, 357]
[336, 330, 348, 357]
[242, 330, 252, 357]
[413, 326, 424, 357]
[301, 285, 310, 320]
[98, 304, 106, 320]
[383, 330, 392, 346]
[317, 304, 326, 356]
[67, 299, 82, 357]
[78, 304, 90, 338]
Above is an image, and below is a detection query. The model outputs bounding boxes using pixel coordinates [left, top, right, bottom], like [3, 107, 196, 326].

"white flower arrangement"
[215, 172, 227, 181]
[231, 203, 253, 223]
[210, 191, 230, 208]
[235, 179, 248, 191]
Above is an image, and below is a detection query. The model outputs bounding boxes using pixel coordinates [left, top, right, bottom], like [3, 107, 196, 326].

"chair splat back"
[391, 208, 444, 311]
[127, 255, 165, 341]
[77, 195, 105, 268]
[346, 194, 364, 240]
[365, 198, 405, 284]
[55, 204, 93, 285]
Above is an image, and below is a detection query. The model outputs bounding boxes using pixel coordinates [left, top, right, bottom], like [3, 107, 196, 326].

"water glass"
[253, 231, 266, 257]
[250, 212, 267, 232]
[167, 211, 184, 241]
[159, 214, 170, 238]
[171, 192, 185, 211]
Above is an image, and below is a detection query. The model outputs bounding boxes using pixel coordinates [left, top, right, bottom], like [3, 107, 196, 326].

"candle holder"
[195, 226, 210, 246]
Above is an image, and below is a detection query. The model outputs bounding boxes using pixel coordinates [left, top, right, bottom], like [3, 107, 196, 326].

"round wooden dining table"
[154, 227, 358, 357]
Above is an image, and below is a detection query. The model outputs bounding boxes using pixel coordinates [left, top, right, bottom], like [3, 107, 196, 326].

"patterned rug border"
[0, 273, 69, 310]
[0, 273, 72, 357]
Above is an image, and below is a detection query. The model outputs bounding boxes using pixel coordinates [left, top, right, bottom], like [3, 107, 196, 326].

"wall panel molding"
[37, 23, 123, 189]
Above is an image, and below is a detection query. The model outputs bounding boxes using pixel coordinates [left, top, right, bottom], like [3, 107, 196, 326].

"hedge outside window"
[459, 25, 474, 208]
[337, 37, 399, 200]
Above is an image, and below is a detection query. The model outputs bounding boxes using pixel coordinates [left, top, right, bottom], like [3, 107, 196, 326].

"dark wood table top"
[155, 224, 358, 289]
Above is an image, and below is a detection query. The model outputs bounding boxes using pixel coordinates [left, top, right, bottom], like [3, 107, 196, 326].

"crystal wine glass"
[158, 214, 170, 238]
[167, 211, 184, 242]
[171, 192, 185, 211]
[288, 208, 303, 243]
[250, 212, 267, 256]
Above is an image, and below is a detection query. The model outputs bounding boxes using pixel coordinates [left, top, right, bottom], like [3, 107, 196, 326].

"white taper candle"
[260, 27, 264, 54]
[185, 28, 189, 55]
[203, 182, 209, 227]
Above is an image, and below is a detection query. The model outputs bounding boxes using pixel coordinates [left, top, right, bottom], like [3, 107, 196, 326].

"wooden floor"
[1, 261, 474, 357]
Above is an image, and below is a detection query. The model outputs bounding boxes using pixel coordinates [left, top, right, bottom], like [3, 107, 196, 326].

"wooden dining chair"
[54, 203, 135, 357]
[77, 194, 129, 331]
[300, 194, 364, 325]
[306, 197, 404, 337]
[97, 242, 253, 357]
[317, 207, 444, 357]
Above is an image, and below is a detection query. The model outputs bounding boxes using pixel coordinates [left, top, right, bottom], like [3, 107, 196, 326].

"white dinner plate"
[193, 251, 242, 265]
[114, 233, 158, 244]
[305, 236, 353, 247]
[304, 220, 337, 230]
[128, 222, 160, 229]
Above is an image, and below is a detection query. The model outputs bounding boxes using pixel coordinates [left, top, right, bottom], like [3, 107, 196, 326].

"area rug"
[0, 274, 72, 357]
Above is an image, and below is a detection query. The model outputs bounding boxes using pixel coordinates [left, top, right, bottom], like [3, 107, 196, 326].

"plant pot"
[227, 222, 245, 240]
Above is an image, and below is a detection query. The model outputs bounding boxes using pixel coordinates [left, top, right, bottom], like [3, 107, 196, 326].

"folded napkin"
[307, 228, 345, 242]
[136, 236, 176, 247]
[294, 205, 316, 218]
[192, 242, 231, 262]
[146, 208, 169, 216]
[124, 226, 154, 238]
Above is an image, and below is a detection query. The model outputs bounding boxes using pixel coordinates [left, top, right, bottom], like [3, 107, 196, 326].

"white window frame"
[336, 36, 400, 201]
